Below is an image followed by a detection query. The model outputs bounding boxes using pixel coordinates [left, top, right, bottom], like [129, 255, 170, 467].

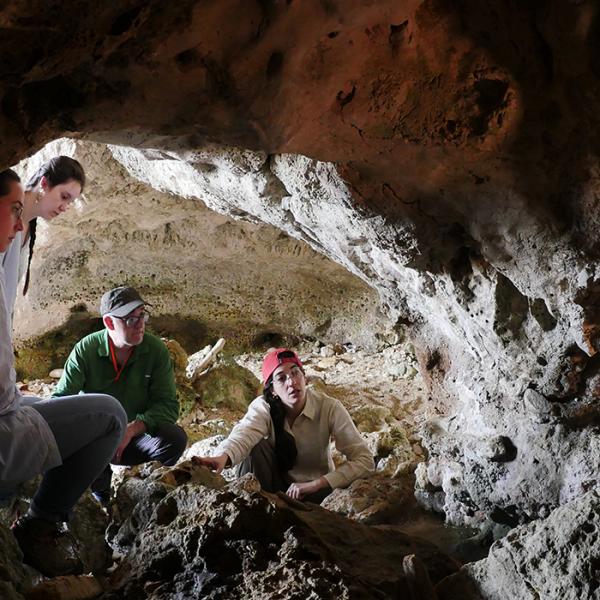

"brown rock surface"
[104, 461, 459, 599]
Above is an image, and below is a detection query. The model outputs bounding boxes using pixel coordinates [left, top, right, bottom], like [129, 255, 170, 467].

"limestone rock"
[322, 473, 420, 525]
[161, 338, 188, 386]
[104, 462, 459, 599]
[436, 489, 600, 600]
[26, 575, 103, 600]
[181, 436, 237, 481]
[191, 362, 258, 412]
[416, 403, 600, 526]
[0, 523, 29, 600]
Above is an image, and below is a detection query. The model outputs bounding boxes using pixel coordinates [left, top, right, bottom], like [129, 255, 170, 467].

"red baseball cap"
[262, 348, 304, 384]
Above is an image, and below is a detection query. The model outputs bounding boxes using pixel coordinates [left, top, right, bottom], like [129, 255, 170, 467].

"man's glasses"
[113, 312, 149, 328]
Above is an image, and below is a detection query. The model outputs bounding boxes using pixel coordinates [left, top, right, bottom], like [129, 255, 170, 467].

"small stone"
[319, 345, 335, 357]
[49, 368, 64, 379]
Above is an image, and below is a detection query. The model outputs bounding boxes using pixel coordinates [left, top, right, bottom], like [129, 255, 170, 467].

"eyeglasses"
[113, 311, 149, 328]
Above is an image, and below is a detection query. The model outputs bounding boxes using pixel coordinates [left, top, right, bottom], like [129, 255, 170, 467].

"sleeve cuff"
[323, 471, 345, 489]
[135, 414, 154, 436]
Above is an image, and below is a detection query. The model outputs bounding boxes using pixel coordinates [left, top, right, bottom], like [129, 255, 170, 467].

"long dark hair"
[23, 156, 85, 295]
[264, 379, 298, 475]
[0, 169, 20, 195]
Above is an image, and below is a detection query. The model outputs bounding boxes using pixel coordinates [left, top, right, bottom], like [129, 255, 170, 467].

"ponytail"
[22, 156, 85, 296]
[22, 218, 36, 296]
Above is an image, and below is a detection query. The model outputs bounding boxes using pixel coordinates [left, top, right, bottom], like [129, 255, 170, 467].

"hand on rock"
[192, 454, 229, 473]
[286, 477, 327, 500]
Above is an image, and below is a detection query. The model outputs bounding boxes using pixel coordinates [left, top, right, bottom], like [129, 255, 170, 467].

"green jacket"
[53, 330, 179, 435]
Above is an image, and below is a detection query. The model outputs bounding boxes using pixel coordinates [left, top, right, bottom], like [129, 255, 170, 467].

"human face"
[271, 362, 307, 414]
[38, 176, 82, 220]
[106, 306, 147, 347]
[0, 180, 24, 252]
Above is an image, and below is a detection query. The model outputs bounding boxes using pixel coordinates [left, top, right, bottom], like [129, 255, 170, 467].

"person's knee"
[155, 424, 187, 463]
[88, 394, 127, 434]
[169, 424, 187, 456]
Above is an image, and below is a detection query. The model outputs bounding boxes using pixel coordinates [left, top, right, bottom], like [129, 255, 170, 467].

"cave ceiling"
[2, 0, 597, 236]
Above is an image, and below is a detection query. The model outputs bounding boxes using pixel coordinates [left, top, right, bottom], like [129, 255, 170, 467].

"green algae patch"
[193, 361, 259, 412]
[15, 315, 103, 380]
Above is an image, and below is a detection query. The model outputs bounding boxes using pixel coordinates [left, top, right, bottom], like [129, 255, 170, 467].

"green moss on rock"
[193, 361, 259, 412]
[15, 315, 103, 380]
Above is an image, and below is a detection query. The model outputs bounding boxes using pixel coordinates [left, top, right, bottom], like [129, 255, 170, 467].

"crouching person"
[0, 170, 127, 576]
[196, 348, 374, 503]
[52, 286, 187, 505]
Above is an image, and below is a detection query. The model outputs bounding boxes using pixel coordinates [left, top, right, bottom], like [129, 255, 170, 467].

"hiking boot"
[11, 515, 84, 577]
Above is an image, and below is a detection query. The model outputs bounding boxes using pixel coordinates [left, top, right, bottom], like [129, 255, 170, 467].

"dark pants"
[91, 423, 187, 497]
[237, 438, 332, 504]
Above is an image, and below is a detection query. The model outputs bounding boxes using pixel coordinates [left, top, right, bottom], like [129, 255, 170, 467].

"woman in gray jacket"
[0, 170, 126, 577]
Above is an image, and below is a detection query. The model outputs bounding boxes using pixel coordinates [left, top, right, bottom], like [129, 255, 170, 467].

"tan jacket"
[218, 387, 374, 489]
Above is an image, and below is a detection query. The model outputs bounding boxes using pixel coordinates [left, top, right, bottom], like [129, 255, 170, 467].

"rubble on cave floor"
[103, 461, 460, 599]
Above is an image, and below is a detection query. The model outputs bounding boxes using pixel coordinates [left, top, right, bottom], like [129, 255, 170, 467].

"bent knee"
[84, 394, 127, 431]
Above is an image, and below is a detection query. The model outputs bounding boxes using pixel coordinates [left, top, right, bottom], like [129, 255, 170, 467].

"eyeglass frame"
[110, 310, 150, 328]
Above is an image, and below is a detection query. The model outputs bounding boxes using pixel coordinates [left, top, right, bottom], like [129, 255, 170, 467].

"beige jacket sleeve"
[324, 399, 375, 489]
[216, 397, 272, 466]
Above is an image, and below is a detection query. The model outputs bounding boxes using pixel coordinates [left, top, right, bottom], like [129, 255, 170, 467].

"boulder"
[436, 488, 600, 600]
[104, 462, 459, 599]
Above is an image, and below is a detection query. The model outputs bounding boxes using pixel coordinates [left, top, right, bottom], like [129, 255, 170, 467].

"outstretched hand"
[192, 454, 229, 473]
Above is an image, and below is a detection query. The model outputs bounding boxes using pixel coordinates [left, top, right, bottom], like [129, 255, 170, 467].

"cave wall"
[13, 138, 386, 352]
[3, 1, 600, 525]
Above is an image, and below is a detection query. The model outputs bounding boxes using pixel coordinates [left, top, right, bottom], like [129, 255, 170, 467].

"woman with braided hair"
[0, 170, 126, 577]
[196, 348, 374, 503]
[1, 155, 85, 317]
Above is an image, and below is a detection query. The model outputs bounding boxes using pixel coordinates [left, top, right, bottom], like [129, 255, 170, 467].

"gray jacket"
[0, 266, 60, 497]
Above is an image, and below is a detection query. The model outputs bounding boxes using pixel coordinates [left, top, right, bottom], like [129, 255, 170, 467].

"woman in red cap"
[197, 348, 374, 502]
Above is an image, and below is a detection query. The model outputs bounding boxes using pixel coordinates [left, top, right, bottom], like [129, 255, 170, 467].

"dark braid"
[22, 156, 85, 296]
[264, 380, 298, 475]
[22, 218, 36, 296]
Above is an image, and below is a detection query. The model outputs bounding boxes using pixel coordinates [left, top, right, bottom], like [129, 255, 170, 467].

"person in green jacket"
[53, 286, 187, 504]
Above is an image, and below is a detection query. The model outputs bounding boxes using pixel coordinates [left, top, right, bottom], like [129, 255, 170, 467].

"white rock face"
[12, 139, 389, 350]
[437, 489, 600, 600]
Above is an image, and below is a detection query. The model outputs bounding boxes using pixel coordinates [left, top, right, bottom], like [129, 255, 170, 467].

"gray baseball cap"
[100, 286, 147, 317]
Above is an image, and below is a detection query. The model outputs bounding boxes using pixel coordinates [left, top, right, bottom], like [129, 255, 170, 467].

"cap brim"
[107, 300, 145, 317]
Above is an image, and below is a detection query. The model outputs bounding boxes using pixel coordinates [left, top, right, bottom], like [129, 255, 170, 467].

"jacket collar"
[97, 329, 149, 361]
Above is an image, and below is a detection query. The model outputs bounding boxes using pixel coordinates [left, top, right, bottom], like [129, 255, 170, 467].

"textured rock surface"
[104, 461, 459, 599]
[0, 479, 113, 577]
[0, 524, 28, 600]
[436, 489, 600, 600]
[2, 1, 600, 526]
[12, 138, 387, 353]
